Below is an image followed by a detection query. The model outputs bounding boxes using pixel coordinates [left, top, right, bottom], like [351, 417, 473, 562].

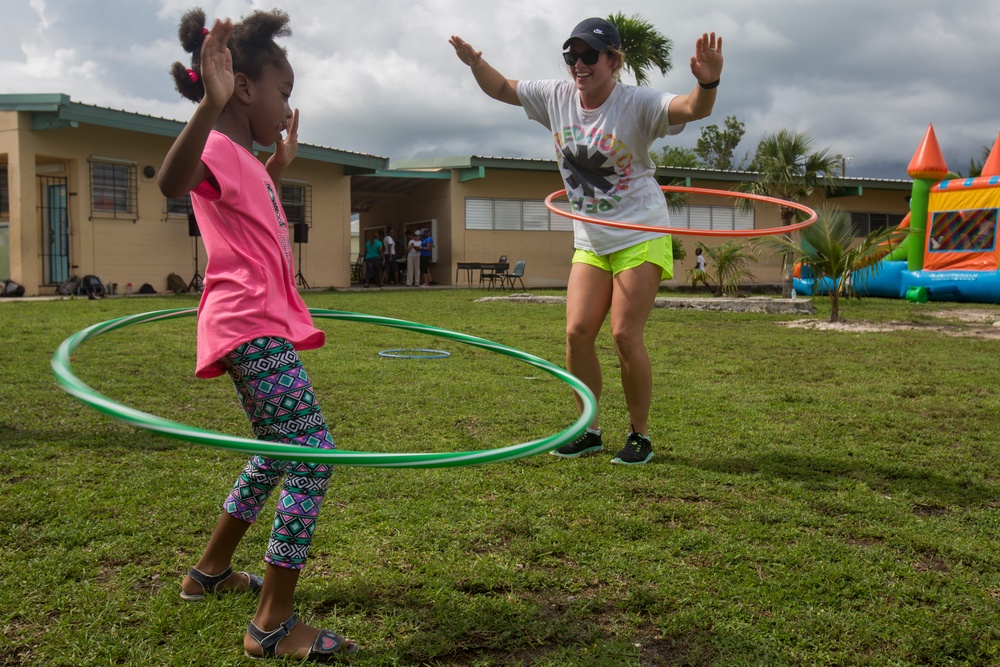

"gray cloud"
[3, 0, 998, 178]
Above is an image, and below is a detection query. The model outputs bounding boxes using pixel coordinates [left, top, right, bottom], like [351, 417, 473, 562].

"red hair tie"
[186, 68, 199, 83]
[202, 28, 209, 35]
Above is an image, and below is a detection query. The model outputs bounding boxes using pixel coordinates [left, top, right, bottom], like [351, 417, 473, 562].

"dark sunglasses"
[562, 48, 603, 66]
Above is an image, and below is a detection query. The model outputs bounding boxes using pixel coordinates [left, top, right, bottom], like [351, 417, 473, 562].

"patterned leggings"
[220, 337, 336, 569]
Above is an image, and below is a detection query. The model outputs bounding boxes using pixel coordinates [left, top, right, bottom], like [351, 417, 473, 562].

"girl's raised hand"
[201, 18, 235, 107]
[449, 36, 482, 67]
[266, 108, 299, 177]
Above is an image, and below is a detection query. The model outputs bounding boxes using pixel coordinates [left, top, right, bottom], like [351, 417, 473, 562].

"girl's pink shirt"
[190, 131, 324, 378]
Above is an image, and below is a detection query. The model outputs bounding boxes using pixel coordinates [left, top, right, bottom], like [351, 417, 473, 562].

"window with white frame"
[89, 159, 137, 219]
[670, 204, 754, 232]
[465, 197, 753, 233]
[465, 197, 576, 231]
[851, 211, 905, 237]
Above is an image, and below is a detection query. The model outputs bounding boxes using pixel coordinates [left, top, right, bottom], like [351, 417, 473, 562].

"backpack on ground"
[167, 273, 188, 294]
[1, 279, 25, 297]
[138, 283, 157, 294]
[57, 275, 81, 296]
[79, 274, 106, 299]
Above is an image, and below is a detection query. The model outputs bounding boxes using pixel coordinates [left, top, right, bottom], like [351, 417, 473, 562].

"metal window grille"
[89, 160, 137, 220]
[167, 194, 193, 216]
[39, 175, 70, 284]
[281, 182, 312, 226]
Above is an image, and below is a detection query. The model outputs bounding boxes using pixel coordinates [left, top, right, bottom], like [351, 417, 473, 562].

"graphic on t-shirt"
[556, 128, 634, 215]
[562, 144, 616, 197]
[264, 180, 293, 275]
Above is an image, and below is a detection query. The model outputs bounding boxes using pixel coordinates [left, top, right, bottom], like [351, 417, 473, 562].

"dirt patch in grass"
[780, 309, 1000, 339]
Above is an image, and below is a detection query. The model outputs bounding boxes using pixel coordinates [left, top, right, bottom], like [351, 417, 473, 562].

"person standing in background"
[382, 229, 398, 285]
[406, 231, 422, 286]
[419, 228, 434, 287]
[364, 231, 383, 288]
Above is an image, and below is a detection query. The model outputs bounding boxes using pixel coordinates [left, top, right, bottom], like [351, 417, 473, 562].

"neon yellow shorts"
[572, 235, 673, 280]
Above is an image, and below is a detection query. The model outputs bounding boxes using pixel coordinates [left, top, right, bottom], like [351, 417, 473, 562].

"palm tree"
[696, 240, 759, 297]
[738, 130, 841, 297]
[753, 205, 905, 322]
[963, 144, 992, 177]
[607, 12, 672, 86]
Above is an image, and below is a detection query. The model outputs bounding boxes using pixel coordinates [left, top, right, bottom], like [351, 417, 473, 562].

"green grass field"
[3, 290, 1000, 666]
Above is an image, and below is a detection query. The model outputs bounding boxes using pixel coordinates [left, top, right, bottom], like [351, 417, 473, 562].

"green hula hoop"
[51, 308, 596, 468]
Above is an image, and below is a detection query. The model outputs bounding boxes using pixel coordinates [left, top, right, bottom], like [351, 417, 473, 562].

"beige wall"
[278, 159, 352, 289]
[453, 169, 574, 287]
[352, 165, 911, 288]
[1, 111, 353, 295]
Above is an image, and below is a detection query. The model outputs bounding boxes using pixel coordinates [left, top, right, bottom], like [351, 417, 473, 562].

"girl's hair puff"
[170, 7, 292, 103]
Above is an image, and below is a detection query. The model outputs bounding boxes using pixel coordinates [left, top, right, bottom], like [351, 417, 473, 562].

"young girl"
[451, 19, 723, 465]
[158, 8, 357, 660]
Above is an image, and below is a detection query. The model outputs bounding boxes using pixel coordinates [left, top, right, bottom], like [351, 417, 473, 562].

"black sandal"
[245, 613, 358, 661]
[179, 566, 264, 602]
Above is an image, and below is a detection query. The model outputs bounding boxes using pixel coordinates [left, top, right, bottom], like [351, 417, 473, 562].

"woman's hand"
[449, 36, 482, 67]
[689, 32, 723, 85]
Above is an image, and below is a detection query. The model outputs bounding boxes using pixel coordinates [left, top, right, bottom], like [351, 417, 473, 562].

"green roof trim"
[348, 168, 452, 180]
[390, 156, 912, 190]
[825, 185, 864, 198]
[0, 93, 386, 173]
[459, 166, 485, 182]
[390, 155, 561, 173]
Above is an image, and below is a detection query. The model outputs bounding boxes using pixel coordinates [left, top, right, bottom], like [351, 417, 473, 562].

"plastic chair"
[504, 260, 526, 291]
[480, 255, 507, 289]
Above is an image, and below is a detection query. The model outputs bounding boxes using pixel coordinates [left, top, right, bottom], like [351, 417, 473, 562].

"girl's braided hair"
[170, 7, 292, 103]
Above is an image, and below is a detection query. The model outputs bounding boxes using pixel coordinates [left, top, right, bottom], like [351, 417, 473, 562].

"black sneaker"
[550, 430, 603, 458]
[611, 432, 653, 465]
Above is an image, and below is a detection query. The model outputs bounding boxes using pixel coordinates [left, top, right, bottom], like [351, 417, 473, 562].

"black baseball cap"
[563, 17, 621, 51]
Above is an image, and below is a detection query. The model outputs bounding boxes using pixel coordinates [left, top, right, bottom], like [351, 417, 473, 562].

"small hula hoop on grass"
[544, 186, 818, 237]
[50, 308, 595, 469]
[378, 348, 451, 359]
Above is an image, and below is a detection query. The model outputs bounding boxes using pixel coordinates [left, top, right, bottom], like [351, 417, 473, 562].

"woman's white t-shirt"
[517, 79, 685, 255]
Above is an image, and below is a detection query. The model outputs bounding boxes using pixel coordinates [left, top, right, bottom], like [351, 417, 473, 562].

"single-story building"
[0, 93, 386, 296]
[1, 93, 912, 294]
[357, 157, 912, 287]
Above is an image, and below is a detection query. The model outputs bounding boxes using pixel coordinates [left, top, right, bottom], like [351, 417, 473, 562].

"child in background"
[158, 8, 357, 660]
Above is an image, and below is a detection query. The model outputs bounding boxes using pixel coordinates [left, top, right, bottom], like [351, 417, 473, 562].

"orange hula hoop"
[544, 186, 818, 237]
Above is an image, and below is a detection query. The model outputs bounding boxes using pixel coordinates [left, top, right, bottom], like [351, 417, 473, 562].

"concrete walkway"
[476, 293, 816, 315]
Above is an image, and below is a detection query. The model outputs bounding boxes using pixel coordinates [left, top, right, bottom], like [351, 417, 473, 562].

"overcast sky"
[4, 0, 999, 178]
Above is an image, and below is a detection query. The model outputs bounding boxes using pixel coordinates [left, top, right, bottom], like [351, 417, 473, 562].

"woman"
[450, 18, 723, 465]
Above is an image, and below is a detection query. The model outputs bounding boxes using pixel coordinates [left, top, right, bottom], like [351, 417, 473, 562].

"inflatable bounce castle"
[795, 125, 1000, 304]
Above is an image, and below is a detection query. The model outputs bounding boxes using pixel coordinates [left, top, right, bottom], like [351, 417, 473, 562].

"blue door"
[43, 178, 69, 284]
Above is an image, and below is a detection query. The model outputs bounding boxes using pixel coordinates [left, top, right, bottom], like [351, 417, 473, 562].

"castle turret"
[906, 125, 949, 271]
